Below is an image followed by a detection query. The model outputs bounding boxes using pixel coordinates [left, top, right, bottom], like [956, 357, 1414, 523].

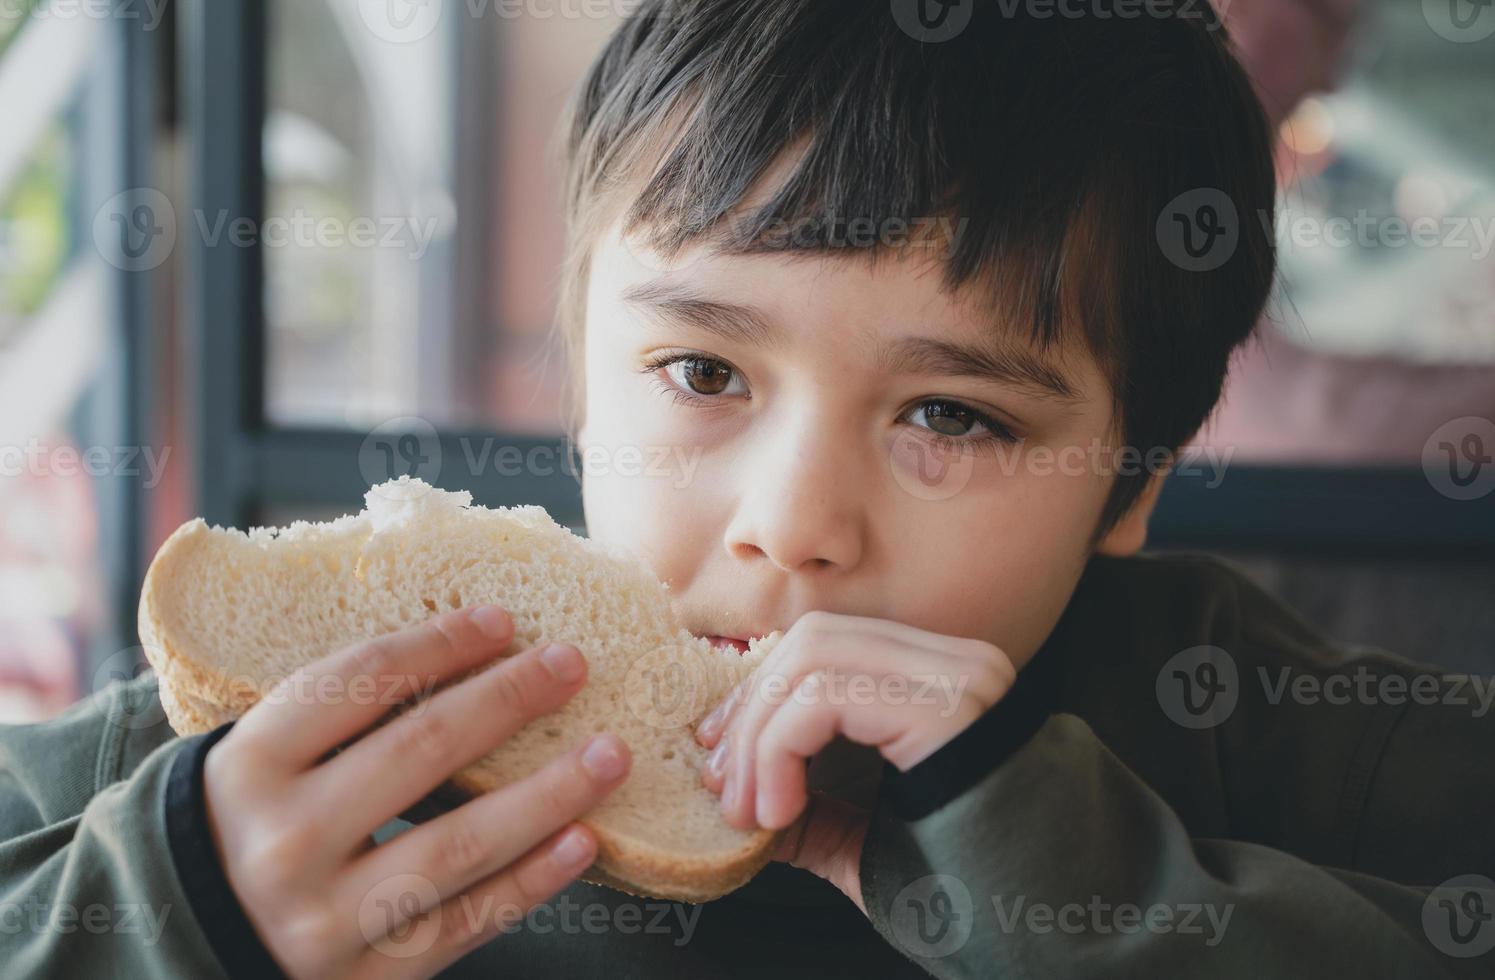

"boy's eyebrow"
[621, 278, 1084, 404]
[877, 336, 1082, 404]
[621, 279, 778, 349]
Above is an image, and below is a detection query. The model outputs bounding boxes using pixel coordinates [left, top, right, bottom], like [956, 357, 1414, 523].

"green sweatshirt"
[2, 552, 1492, 978]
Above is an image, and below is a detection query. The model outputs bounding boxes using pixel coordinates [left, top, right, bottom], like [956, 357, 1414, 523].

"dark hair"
[556, 0, 1278, 538]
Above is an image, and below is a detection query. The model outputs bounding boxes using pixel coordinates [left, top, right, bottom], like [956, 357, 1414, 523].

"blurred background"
[0, 0, 1491, 721]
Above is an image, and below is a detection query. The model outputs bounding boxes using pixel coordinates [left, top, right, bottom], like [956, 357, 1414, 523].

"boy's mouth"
[697, 633, 757, 655]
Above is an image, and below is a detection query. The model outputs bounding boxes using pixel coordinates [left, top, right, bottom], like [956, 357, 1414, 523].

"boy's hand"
[694, 612, 1014, 910]
[202, 605, 631, 980]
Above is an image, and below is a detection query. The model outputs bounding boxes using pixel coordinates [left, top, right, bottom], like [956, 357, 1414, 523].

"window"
[1163, 0, 1495, 552]
[0, 3, 156, 720]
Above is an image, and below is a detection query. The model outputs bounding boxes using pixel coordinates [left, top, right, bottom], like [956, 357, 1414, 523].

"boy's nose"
[720, 417, 867, 575]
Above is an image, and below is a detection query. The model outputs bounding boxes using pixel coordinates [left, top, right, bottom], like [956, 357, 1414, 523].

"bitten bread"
[137, 477, 785, 902]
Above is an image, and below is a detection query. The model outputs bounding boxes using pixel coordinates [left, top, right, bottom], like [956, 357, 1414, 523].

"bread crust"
[138, 514, 786, 903]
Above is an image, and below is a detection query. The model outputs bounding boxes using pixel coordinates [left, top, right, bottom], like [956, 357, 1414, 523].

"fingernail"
[471, 605, 511, 640]
[721, 770, 738, 813]
[696, 704, 725, 743]
[540, 643, 584, 683]
[581, 734, 627, 781]
[552, 826, 593, 867]
[706, 739, 728, 781]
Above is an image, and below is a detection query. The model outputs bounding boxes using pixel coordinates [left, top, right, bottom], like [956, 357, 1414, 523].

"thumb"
[772, 791, 870, 914]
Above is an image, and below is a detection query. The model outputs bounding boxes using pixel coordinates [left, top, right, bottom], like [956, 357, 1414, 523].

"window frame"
[181, 0, 1493, 558]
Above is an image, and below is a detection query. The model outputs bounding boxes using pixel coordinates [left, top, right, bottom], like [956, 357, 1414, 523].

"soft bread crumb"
[138, 479, 784, 901]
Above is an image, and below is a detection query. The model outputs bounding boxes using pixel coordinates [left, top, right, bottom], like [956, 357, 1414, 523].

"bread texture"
[138, 477, 786, 902]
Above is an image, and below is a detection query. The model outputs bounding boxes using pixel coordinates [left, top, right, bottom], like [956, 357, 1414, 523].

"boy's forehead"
[603, 217, 984, 333]
[593, 219, 1105, 402]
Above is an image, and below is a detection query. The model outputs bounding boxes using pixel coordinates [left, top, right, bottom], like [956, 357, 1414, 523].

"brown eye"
[680, 357, 734, 395]
[921, 400, 978, 436]
[903, 399, 1019, 446]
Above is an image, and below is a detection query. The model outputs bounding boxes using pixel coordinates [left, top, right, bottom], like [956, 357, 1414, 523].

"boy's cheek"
[583, 474, 724, 606]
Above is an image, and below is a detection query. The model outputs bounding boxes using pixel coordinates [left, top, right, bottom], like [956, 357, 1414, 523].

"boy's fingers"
[337, 730, 629, 912]
[233, 605, 516, 768]
[312, 641, 591, 845]
[723, 669, 831, 830]
[353, 823, 598, 980]
[721, 650, 861, 830]
[753, 691, 841, 830]
[695, 676, 750, 748]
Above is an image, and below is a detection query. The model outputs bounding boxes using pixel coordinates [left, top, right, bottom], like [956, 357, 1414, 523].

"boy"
[2, 1, 1490, 976]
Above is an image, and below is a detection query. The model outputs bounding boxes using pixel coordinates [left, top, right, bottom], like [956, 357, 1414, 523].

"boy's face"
[575, 221, 1159, 669]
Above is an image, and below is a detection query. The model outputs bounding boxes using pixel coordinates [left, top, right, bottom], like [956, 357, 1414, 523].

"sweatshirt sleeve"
[0, 673, 234, 977]
[857, 705, 1490, 980]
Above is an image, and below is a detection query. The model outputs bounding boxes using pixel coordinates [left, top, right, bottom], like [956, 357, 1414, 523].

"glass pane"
[0, 115, 113, 722]
[481, 10, 622, 434]
[0, 1, 38, 58]
[263, 0, 459, 429]
[262, 3, 1495, 470]
[263, 1, 620, 438]
[1194, 1, 1495, 465]
[0, 125, 70, 327]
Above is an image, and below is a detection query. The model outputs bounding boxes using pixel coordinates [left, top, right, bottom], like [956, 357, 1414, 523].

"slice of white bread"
[137, 476, 786, 902]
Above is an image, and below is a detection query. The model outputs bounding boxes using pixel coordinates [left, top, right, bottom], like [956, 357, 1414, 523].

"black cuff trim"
[881, 650, 1059, 821]
[165, 722, 289, 980]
